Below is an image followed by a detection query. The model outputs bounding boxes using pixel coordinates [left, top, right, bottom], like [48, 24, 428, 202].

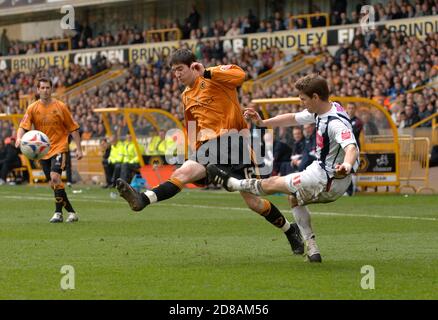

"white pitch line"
[162, 203, 438, 222]
[1, 194, 437, 222]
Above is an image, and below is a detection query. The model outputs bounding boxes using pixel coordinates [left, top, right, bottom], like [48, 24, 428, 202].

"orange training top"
[20, 98, 80, 159]
[182, 64, 248, 149]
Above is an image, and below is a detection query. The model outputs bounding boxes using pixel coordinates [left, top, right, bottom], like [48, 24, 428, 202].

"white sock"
[227, 177, 240, 190]
[143, 190, 158, 204]
[292, 206, 314, 241]
[281, 220, 291, 232]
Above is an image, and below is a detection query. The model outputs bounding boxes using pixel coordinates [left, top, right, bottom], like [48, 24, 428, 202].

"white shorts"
[284, 161, 351, 206]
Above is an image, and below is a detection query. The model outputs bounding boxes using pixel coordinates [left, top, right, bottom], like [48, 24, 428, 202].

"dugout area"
[92, 107, 186, 188]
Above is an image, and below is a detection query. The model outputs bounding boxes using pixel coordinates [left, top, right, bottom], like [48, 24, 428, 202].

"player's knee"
[288, 194, 299, 207]
[170, 167, 190, 184]
[244, 197, 262, 212]
[50, 181, 63, 190]
[50, 175, 62, 188]
[261, 176, 281, 194]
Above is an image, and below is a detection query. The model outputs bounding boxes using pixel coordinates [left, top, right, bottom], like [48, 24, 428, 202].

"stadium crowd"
[245, 30, 438, 130]
[1, 0, 437, 56]
[1, 27, 436, 141]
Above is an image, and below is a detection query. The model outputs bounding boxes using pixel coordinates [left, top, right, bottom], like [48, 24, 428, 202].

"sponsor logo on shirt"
[316, 132, 324, 148]
[341, 129, 352, 141]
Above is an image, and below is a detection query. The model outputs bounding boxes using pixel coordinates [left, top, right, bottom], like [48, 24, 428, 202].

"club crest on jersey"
[341, 130, 351, 141]
[220, 65, 232, 71]
[200, 81, 206, 89]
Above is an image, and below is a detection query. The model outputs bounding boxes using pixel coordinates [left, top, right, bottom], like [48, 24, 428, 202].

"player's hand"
[15, 139, 21, 148]
[335, 162, 352, 176]
[76, 149, 83, 160]
[243, 108, 265, 127]
[190, 62, 205, 77]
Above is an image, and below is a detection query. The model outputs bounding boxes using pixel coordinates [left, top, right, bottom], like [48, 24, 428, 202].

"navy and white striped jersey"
[294, 102, 360, 177]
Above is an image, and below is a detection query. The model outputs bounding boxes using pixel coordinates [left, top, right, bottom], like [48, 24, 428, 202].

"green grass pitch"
[0, 185, 437, 299]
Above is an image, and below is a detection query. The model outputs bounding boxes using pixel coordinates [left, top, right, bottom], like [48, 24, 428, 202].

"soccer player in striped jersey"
[207, 74, 360, 262]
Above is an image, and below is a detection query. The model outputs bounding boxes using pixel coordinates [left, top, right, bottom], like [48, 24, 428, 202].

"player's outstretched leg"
[116, 176, 185, 211]
[207, 164, 232, 191]
[116, 178, 149, 211]
[207, 164, 288, 195]
[207, 164, 265, 194]
[117, 161, 203, 212]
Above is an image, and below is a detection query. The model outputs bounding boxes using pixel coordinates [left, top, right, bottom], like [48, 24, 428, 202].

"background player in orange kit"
[115, 48, 304, 255]
[15, 77, 83, 223]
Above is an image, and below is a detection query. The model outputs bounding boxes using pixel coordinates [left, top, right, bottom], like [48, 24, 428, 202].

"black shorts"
[190, 134, 262, 186]
[40, 153, 67, 181]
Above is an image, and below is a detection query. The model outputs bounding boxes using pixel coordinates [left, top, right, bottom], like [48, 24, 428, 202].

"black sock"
[54, 192, 64, 213]
[262, 201, 287, 229]
[55, 188, 75, 213]
[140, 179, 183, 204]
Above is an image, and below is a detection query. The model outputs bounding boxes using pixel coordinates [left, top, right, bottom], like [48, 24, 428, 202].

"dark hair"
[294, 74, 329, 101]
[169, 48, 196, 67]
[37, 77, 52, 88]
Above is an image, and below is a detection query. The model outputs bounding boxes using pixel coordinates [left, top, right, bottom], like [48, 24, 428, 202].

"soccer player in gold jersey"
[116, 49, 304, 255]
[16, 78, 83, 223]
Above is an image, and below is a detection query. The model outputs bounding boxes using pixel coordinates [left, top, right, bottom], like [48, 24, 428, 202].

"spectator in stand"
[120, 134, 143, 183]
[272, 12, 286, 31]
[346, 103, 364, 147]
[100, 138, 112, 188]
[0, 29, 10, 56]
[290, 126, 305, 173]
[330, 0, 347, 25]
[310, 6, 327, 27]
[187, 5, 201, 31]
[107, 134, 124, 188]
[294, 17, 307, 29]
[272, 134, 293, 176]
[0, 137, 21, 185]
[225, 22, 241, 37]
[346, 103, 363, 196]
[404, 104, 421, 127]
[297, 124, 317, 172]
[247, 9, 259, 33]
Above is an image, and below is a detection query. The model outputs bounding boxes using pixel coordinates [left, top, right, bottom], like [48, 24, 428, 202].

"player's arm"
[15, 109, 33, 148]
[192, 63, 246, 87]
[15, 127, 27, 148]
[243, 108, 313, 127]
[331, 121, 359, 175]
[183, 103, 197, 154]
[335, 144, 358, 176]
[70, 129, 83, 160]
